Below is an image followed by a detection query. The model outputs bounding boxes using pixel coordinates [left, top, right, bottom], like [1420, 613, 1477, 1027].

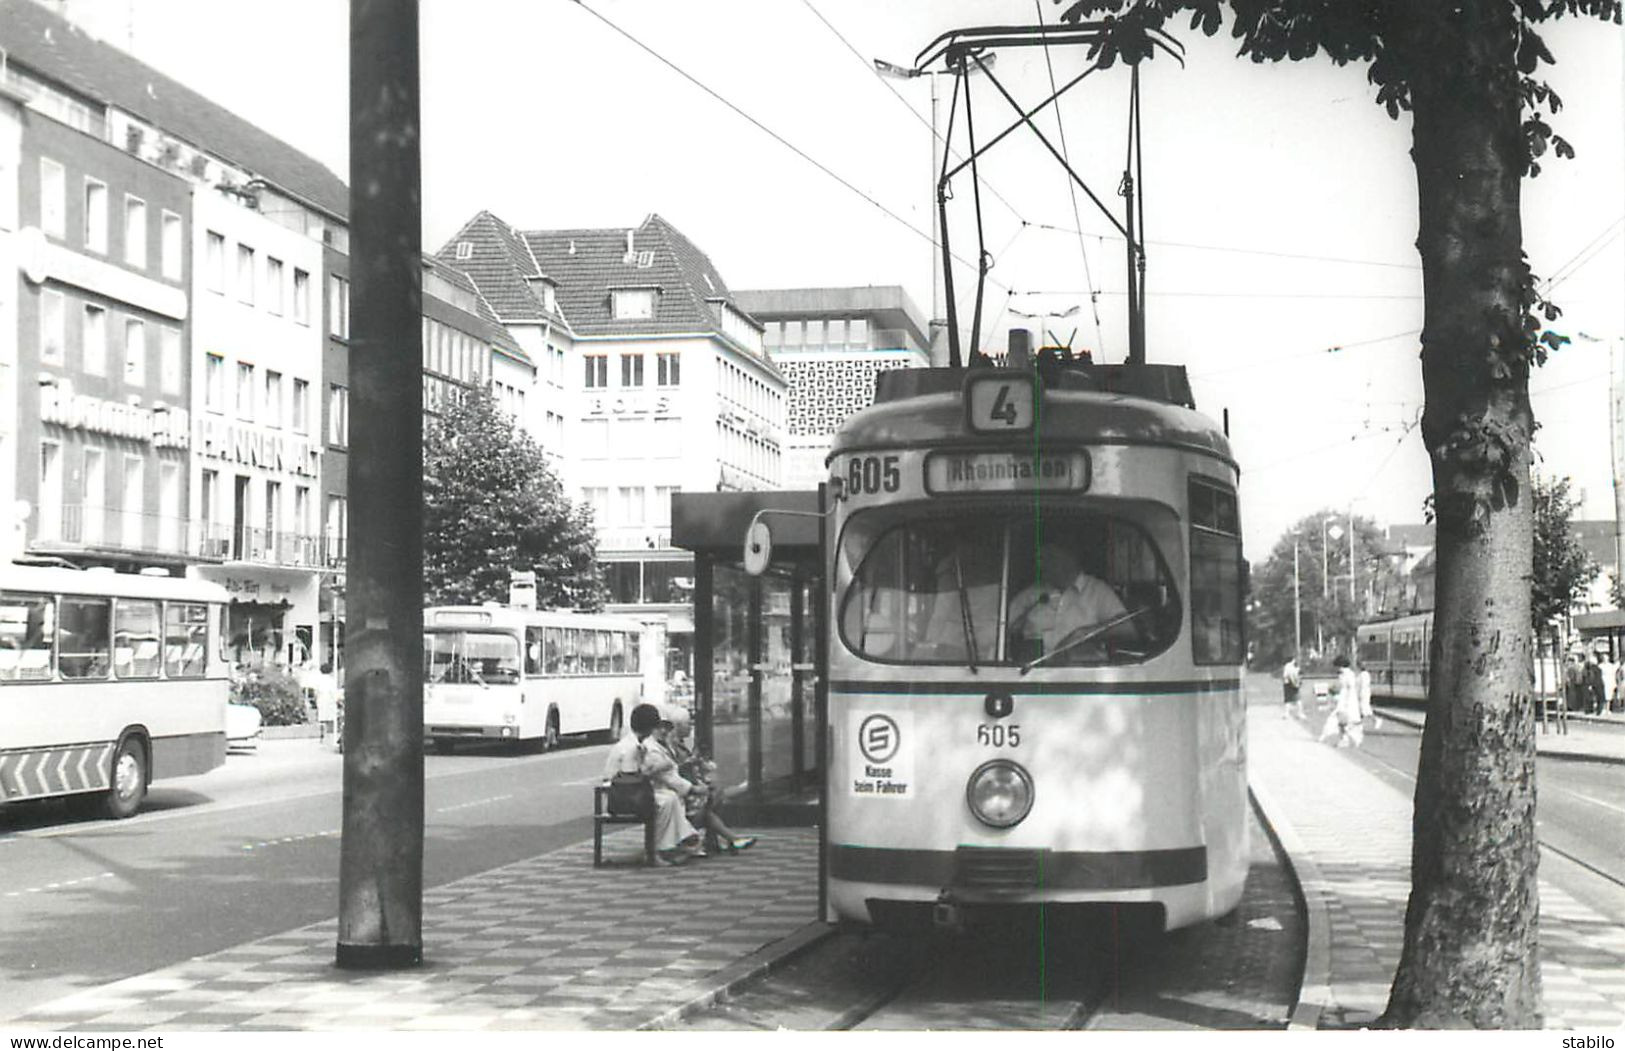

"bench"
[592, 783, 658, 867]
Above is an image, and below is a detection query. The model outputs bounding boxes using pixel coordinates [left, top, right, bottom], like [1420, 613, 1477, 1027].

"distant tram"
[822, 365, 1249, 932]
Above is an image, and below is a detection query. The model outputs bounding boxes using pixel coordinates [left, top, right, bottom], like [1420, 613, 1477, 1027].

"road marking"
[1547, 786, 1625, 818]
[2, 871, 115, 898]
[434, 794, 513, 814]
[240, 829, 338, 852]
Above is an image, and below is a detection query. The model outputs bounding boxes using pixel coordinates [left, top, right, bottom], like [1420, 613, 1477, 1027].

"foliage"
[231, 662, 307, 727]
[1610, 571, 1625, 611]
[1247, 511, 1407, 671]
[1530, 475, 1599, 626]
[424, 388, 606, 609]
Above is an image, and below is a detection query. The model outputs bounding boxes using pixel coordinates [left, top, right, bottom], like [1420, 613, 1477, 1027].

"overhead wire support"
[965, 54, 992, 364]
[939, 68, 966, 368]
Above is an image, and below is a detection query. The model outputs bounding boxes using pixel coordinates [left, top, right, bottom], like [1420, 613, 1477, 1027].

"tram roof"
[830, 366, 1235, 467]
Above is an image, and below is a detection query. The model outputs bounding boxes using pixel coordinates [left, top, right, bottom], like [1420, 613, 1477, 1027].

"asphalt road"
[0, 734, 611, 1015]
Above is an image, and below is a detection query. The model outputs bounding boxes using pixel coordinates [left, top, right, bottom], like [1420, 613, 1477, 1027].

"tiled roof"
[435, 211, 555, 324]
[0, 0, 348, 219]
[422, 255, 527, 362]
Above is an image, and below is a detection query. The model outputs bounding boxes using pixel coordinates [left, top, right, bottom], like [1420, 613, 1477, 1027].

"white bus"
[423, 605, 647, 751]
[0, 564, 230, 818]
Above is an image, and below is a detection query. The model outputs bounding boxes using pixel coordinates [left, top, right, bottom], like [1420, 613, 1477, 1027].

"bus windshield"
[838, 508, 1181, 668]
[425, 630, 521, 685]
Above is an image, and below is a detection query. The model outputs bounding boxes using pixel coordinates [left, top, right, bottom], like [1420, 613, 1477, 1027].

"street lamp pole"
[1293, 534, 1302, 659]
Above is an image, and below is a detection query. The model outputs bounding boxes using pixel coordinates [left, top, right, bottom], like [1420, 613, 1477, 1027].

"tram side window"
[0, 592, 56, 681]
[523, 626, 543, 677]
[1189, 479, 1243, 665]
[1393, 631, 1420, 663]
[1359, 632, 1389, 665]
[165, 602, 209, 678]
[59, 597, 112, 680]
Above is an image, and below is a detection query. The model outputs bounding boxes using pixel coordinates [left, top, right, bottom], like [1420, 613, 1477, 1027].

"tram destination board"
[924, 449, 1090, 495]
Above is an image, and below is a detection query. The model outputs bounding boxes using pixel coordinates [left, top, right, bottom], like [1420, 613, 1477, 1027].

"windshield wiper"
[1020, 606, 1149, 675]
[952, 552, 979, 673]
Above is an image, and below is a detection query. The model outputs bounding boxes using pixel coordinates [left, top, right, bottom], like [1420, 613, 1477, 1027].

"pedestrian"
[659, 705, 756, 854]
[1583, 653, 1607, 717]
[305, 661, 340, 745]
[1319, 655, 1364, 748]
[1281, 654, 1303, 720]
[1563, 652, 1585, 714]
[601, 702, 702, 866]
[1613, 659, 1625, 715]
[1357, 661, 1379, 731]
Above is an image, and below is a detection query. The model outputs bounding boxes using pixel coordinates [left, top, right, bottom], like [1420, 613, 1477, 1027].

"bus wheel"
[605, 704, 623, 743]
[545, 711, 561, 751]
[103, 736, 147, 820]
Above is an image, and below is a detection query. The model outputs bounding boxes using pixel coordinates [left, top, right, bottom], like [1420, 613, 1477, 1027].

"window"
[39, 158, 65, 237]
[58, 597, 110, 679]
[264, 370, 283, 428]
[236, 244, 255, 304]
[651, 418, 682, 455]
[292, 378, 310, 433]
[159, 461, 180, 552]
[40, 290, 66, 365]
[1189, 478, 1244, 665]
[82, 304, 107, 375]
[113, 599, 161, 679]
[454, 241, 473, 260]
[611, 418, 646, 458]
[200, 470, 218, 542]
[123, 318, 145, 384]
[524, 625, 545, 677]
[651, 487, 677, 527]
[205, 231, 226, 292]
[205, 353, 225, 411]
[293, 268, 310, 323]
[657, 352, 680, 387]
[329, 275, 350, 338]
[83, 178, 107, 252]
[583, 354, 608, 389]
[38, 441, 63, 541]
[838, 510, 1180, 667]
[848, 317, 869, 347]
[123, 196, 147, 267]
[328, 384, 349, 446]
[121, 457, 144, 548]
[581, 487, 609, 524]
[0, 592, 56, 681]
[265, 480, 281, 539]
[543, 626, 563, 675]
[611, 288, 655, 320]
[605, 562, 640, 604]
[160, 211, 183, 280]
[237, 363, 255, 420]
[159, 326, 182, 395]
[578, 419, 609, 458]
[81, 447, 105, 545]
[164, 602, 209, 678]
[294, 486, 310, 539]
[325, 495, 347, 560]
[617, 486, 645, 526]
[265, 257, 284, 315]
[643, 560, 694, 604]
[620, 353, 644, 388]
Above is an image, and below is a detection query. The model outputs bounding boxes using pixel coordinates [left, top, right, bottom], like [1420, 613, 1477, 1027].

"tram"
[822, 364, 1249, 932]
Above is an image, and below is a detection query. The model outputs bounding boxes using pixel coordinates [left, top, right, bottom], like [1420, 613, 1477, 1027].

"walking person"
[1282, 654, 1303, 720]
[1613, 658, 1625, 715]
[1357, 661, 1379, 731]
[1563, 652, 1585, 715]
[1582, 653, 1607, 716]
[1319, 655, 1364, 748]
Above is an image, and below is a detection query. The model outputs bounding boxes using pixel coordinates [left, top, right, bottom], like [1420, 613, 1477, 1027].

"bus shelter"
[671, 490, 825, 825]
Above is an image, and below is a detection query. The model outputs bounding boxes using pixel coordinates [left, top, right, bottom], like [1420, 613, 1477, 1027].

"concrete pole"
[337, 0, 424, 970]
[1293, 536, 1302, 659]
[1611, 338, 1625, 593]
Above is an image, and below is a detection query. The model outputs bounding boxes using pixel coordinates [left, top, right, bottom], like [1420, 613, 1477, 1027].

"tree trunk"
[1382, 7, 1541, 1027]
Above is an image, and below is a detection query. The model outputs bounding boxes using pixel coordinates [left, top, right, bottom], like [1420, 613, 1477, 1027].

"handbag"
[606, 772, 654, 819]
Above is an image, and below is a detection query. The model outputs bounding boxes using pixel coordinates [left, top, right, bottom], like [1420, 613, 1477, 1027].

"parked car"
[227, 701, 263, 750]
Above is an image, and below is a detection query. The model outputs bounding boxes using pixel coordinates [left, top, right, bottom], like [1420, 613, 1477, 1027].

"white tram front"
[824, 365, 1248, 932]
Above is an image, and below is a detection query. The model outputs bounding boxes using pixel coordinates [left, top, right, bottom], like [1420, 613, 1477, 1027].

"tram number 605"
[846, 455, 901, 496]
[977, 724, 1021, 748]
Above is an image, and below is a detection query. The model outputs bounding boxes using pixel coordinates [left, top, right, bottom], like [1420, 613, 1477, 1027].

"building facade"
[733, 286, 930, 489]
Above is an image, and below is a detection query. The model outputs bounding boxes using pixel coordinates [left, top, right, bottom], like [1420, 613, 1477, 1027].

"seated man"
[1008, 542, 1135, 663]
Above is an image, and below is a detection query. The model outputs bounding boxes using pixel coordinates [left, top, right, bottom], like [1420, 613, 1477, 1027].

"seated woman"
[656, 706, 756, 855]
[601, 702, 702, 866]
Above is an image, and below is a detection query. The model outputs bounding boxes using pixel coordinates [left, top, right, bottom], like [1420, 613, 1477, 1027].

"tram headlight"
[966, 760, 1034, 829]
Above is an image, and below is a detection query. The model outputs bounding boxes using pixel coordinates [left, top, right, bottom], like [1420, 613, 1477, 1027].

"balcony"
[29, 506, 345, 571]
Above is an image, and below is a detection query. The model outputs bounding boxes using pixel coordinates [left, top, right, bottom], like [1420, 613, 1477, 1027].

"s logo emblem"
[857, 714, 900, 764]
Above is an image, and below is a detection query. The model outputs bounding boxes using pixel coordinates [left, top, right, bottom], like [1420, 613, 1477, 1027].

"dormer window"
[454, 241, 473, 260]
[636, 250, 654, 269]
[612, 288, 656, 321]
[544, 285, 557, 313]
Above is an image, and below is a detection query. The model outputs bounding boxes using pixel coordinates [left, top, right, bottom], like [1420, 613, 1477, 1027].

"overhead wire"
[572, 0, 1016, 299]
[1034, 0, 1106, 357]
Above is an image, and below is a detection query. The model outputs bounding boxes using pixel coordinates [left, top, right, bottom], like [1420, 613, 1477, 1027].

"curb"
[1374, 707, 1625, 767]
[1249, 781, 1329, 1032]
[636, 919, 835, 1030]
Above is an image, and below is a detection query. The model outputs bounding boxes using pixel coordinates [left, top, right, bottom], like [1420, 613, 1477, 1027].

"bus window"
[525, 626, 545, 677]
[0, 592, 56, 682]
[165, 602, 209, 678]
[544, 626, 563, 674]
[610, 632, 626, 673]
[596, 631, 612, 673]
[59, 597, 112, 680]
[562, 629, 580, 675]
[114, 599, 162, 679]
[425, 630, 521, 685]
[627, 632, 641, 675]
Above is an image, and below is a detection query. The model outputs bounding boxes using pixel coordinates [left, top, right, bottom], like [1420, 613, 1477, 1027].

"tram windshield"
[838, 508, 1181, 667]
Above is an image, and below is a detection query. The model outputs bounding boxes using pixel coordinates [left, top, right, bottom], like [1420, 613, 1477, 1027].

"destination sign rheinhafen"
[924, 450, 1090, 495]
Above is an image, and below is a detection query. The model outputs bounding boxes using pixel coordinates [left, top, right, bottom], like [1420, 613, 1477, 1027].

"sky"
[65, 0, 1625, 561]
